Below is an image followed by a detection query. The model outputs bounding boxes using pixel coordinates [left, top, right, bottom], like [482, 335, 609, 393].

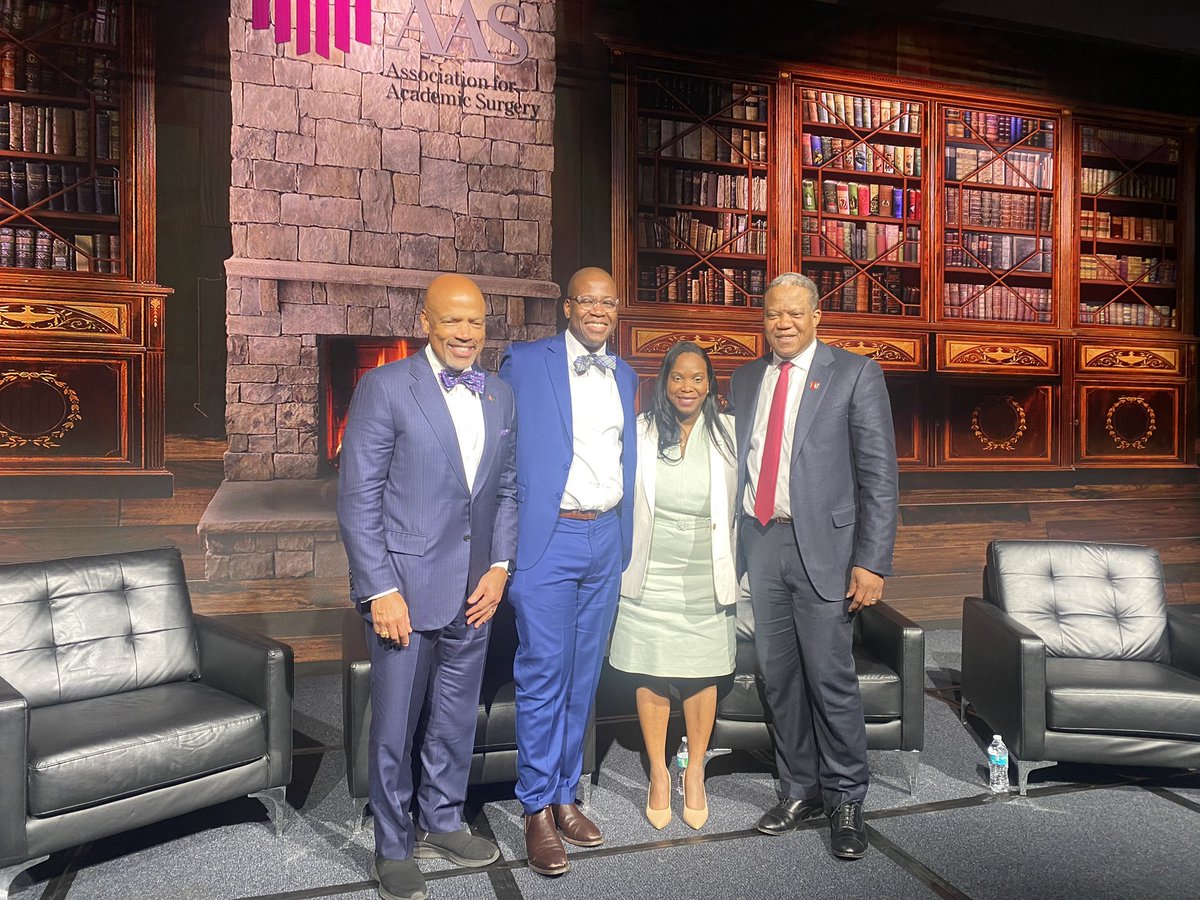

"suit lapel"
[410, 355, 470, 494]
[640, 419, 658, 513]
[545, 334, 573, 443]
[472, 375, 503, 499]
[736, 357, 769, 474]
[791, 341, 834, 461]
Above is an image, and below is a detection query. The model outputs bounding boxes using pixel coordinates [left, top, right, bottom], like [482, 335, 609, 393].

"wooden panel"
[937, 381, 1057, 466]
[936, 334, 1059, 375]
[1076, 340, 1185, 377]
[619, 320, 763, 363]
[822, 328, 927, 372]
[0, 300, 131, 342]
[1077, 382, 1182, 464]
[886, 376, 927, 466]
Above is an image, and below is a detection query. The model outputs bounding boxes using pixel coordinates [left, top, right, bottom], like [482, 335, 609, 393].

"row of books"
[1080, 127, 1179, 164]
[0, 44, 116, 101]
[1080, 254, 1176, 284]
[806, 265, 921, 316]
[942, 284, 1053, 323]
[801, 136, 922, 176]
[945, 148, 1054, 190]
[800, 90, 922, 134]
[638, 164, 766, 211]
[1078, 301, 1176, 328]
[945, 188, 1052, 232]
[0, 226, 117, 271]
[638, 117, 768, 164]
[944, 111, 1054, 149]
[638, 264, 766, 306]
[0, 0, 117, 44]
[801, 219, 919, 263]
[0, 162, 118, 213]
[639, 75, 768, 122]
[639, 211, 767, 255]
[1079, 210, 1174, 243]
[802, 180, 921, 220]
[1080, 168, 1176, 201]
[944, 231, 1053, 273]
[0, 103, 119, 158]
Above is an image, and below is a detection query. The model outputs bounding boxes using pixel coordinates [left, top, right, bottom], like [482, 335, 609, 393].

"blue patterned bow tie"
[437, 367, 485, 393]
[573, 353, 616, 375]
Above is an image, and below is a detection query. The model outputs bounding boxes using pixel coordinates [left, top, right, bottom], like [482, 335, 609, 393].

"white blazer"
[620, 412, 739, 606]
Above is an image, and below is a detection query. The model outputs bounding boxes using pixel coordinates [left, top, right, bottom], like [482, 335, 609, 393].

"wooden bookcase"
[612, 52, 1197, 471]
[0, 0, 171, 497]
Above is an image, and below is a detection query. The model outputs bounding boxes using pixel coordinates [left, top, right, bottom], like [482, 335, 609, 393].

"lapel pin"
[487, 394, 495, 401]
[810, 381, 821, 390]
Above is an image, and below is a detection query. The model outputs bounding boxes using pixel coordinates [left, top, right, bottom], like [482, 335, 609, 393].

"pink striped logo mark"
[252, 0, 372, 59]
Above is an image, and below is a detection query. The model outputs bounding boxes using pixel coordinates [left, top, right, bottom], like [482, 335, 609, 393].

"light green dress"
[610, 426, 736, 678]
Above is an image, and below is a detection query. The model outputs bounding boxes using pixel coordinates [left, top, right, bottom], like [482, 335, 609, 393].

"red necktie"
[754, 361, 793, 526]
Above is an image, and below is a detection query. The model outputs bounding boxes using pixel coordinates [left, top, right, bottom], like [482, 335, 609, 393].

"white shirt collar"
[771, 337, 819, 371]
[424, 343, 480, 379]
[564, 328, 608, 362]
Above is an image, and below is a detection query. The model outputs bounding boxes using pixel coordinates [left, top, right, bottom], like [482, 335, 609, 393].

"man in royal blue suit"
[500, 266, 638, 876]
[338, 274, 518, 900]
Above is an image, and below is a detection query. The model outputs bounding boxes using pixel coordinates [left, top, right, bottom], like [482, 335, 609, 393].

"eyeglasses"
[570, 295, 620, 311]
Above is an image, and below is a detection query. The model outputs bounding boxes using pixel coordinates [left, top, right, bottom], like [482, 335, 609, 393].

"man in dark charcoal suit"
[337, 274, 518, 900]
[731, 271, 899, 860]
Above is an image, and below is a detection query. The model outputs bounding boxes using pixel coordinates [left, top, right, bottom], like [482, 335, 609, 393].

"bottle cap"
[992, 734, 1001, 740]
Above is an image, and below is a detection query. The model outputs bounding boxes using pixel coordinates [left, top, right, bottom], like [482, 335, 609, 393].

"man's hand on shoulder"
[466, 565, 509, 628]
[372, 591, 413, 647]
[846, 566, 884, 614]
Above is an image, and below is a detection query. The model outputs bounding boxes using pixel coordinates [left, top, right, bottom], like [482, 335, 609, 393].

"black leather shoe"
[830, 800, 867, 859]
[756, 797, 825, 835]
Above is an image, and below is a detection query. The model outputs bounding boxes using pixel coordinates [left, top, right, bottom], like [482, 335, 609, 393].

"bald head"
[420, 274, 487, 371]
[564, 266, 619, 351]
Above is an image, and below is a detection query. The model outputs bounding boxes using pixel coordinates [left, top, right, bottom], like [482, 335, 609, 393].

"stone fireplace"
[200, 0, 559, 581]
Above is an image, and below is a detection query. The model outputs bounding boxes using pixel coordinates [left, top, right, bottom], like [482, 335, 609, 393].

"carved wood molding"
[1105, 395, 1157, 450]
[0, 371, 82, 449]
[630, 328, 760, 358]
[825, 337, 917, 364]
[970, 395, 1028, 451]
[0, 303, 122, 335]
[1081, 346, 1178, 373]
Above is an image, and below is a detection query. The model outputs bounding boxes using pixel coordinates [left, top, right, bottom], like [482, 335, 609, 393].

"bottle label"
[988, 750, 1008, 766]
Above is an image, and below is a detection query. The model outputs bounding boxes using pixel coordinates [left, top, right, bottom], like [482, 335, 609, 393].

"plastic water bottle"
[986, 735, 1009, 793]
[674, 737, 689, 795]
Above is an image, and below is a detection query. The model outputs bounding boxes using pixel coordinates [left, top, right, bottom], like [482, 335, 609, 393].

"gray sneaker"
[372, 856, 427, 900]
[413, 829, 500, 867]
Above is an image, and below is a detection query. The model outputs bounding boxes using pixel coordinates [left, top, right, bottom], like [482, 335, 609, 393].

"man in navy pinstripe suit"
[337, 274, 518, 900]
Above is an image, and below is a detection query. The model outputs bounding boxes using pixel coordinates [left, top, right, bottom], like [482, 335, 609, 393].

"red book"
[856, 184, 871, 218]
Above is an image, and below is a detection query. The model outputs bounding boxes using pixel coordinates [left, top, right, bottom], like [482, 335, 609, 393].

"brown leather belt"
[559, 508, 602, 520]
[746, 514, 793, 525]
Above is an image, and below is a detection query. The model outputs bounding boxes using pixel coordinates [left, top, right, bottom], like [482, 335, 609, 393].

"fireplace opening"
[318, 336, 426, 473]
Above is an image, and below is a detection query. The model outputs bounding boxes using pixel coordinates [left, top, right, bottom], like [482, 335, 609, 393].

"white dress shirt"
[743, 338, 819, 520]
[562, 329, 625, 512]
[368, 346, 503, 603]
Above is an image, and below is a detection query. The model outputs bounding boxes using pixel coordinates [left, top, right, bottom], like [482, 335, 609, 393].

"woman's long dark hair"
[648, 341, 734, 463]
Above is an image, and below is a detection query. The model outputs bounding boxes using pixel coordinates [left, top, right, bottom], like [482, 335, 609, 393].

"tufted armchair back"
[0, 547, 200, 708]
[984, 540, 1169, 662]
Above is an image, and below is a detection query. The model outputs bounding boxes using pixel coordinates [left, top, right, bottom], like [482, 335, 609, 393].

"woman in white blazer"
[609, 341, 738, 831]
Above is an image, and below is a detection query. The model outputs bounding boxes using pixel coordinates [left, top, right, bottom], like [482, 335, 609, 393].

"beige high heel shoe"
[646, 784, 672, 829]
[682, 775, 709, 830]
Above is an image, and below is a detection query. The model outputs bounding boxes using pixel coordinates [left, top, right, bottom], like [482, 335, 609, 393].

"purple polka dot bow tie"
[573, 353, 617, 375]
[437, 367, 486, 393]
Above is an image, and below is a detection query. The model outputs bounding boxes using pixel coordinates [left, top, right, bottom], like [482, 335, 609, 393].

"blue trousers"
[368, 609, 490, 860]
[511, 512, 621, 814]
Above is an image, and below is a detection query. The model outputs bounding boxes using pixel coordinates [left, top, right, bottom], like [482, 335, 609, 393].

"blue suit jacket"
[731, 339, 898, 601]
[499, 332, 638, 571]
[336, 352, 518, 631]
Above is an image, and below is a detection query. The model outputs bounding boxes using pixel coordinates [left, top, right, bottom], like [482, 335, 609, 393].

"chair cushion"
[474, 677, 517, 751]
[27, 681, 267, 816]
[987, 541, 1169, 662]
[1045, 657, 1200, 741]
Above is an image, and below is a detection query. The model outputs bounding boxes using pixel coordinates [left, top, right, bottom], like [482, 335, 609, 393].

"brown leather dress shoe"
[551, 803, 603, 847]
[524, 808, 570, 876]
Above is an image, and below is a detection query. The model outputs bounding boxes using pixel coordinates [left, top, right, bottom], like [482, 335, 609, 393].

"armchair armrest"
[858, 603, 924, 751]
[194, 615, 294, 788]
[1167, 608, 1200, 678]
[0, 674, 29, 864]
[961, 596, 1048, 760]
[342, 608, 372, 799]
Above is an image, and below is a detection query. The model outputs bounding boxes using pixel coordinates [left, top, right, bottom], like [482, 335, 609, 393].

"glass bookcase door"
[634, 68, 770, 308]
[0, 0, 122, 277]
[797, 85, 923, 318]
[939, 104, 1057, 325]
[1076, 124, 1181, 330]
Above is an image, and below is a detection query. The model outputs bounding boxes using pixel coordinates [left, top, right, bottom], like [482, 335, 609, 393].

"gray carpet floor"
[10, 628, 1200, 900]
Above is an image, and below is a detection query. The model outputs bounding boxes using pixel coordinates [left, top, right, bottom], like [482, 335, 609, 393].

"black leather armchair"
[709, 592, 925, 793]
[962, 540, 1200, 795]
[0, 548, 293, 899]
[342, 599, 596, 829]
